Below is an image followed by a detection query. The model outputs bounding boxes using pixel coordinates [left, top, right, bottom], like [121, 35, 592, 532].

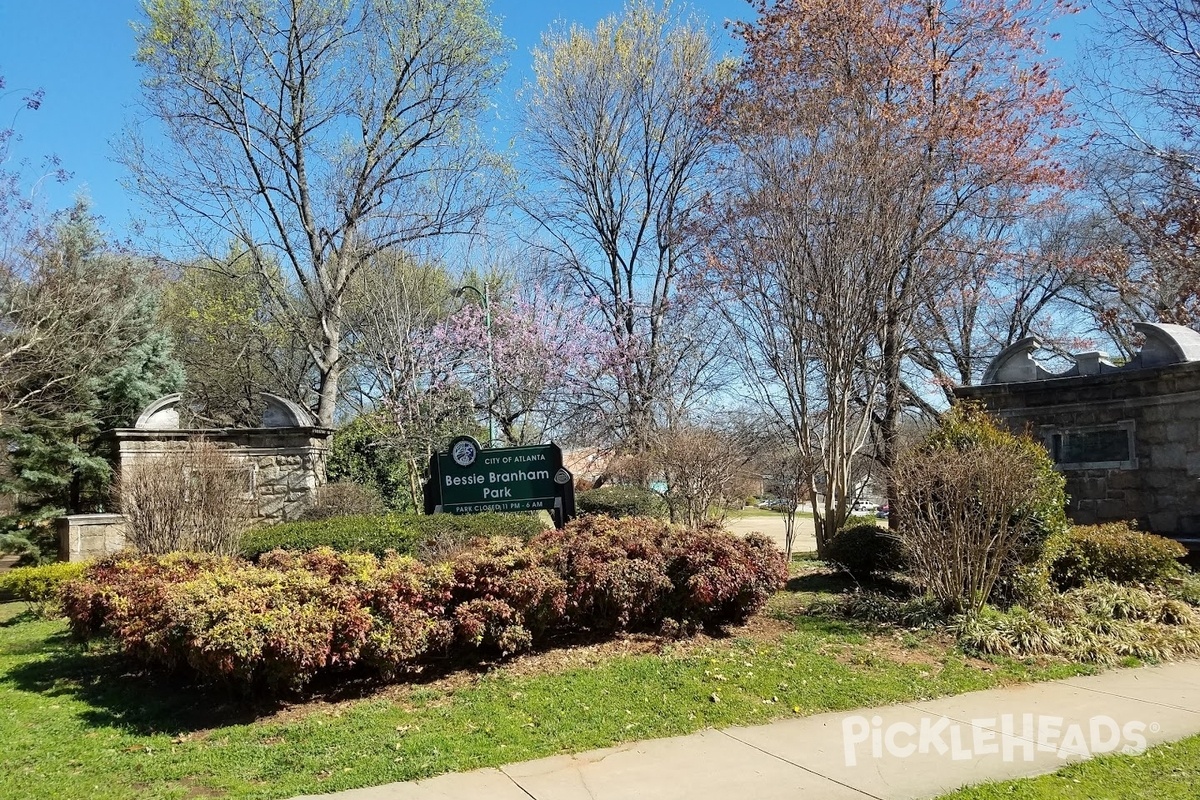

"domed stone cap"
[1129, 322, 1200, 368]
[981, 336, 1055, 384]
[133, 392, 316, 430]
[981, 323, 1200, 384]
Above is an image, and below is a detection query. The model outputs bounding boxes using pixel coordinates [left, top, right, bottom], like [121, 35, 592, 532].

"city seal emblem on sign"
[449, 435, 480, 467]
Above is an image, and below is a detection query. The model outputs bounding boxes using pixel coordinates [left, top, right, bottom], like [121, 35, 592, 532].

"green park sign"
[423, 436, 576, 528]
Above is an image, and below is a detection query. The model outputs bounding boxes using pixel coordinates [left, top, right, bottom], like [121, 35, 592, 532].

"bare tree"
[709, 0, 1074, 548]
[704, 129, 898, 556]
[123, 0, 509, 426]
[910, 206, 1094, 399]
[342, 253, 474, 508]
[1072, 2, 1200, 337]
[522, 0, 725, 450]
[648, 424, 756, 529]
[1085, 0, 1200, 161]
[118, 441, 251, 556]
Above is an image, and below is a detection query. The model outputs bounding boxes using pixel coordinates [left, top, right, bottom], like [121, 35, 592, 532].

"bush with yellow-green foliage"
[0, 561, 87, 616]
[1043, 522, 1187, 591]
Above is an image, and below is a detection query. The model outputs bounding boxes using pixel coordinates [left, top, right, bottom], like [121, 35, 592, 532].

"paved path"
[723, 513, 818, 554]
[294, 661, 1200, 800]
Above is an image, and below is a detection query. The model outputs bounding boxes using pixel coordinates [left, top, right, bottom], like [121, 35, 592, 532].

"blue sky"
[1, 0, 1092, 244]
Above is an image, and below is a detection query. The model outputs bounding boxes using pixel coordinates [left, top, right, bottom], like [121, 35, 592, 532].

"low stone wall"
[112, 427, 331, 524]
[57, 514, 128, 562]
[956, 360, 1200, 544]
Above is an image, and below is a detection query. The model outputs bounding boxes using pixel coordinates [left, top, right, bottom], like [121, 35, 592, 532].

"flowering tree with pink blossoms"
[437, 291, 617, 445]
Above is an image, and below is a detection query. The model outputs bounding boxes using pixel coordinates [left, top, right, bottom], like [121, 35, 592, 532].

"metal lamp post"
[455, 284, 495, 447]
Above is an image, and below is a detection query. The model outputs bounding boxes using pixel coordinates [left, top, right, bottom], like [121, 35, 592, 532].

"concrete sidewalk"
[296, 661, 1200, 800]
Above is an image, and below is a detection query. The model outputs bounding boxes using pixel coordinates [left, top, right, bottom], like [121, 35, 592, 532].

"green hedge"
[577, 485, 667, 519]
[0, 561, 87, 616]
[239, 512, 547, 561]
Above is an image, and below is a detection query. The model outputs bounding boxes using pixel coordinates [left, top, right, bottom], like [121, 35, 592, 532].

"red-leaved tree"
[707, 0, 1076, 550]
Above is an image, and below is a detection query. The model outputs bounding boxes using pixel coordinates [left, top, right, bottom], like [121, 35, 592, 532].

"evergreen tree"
[0, 201, 184, 562]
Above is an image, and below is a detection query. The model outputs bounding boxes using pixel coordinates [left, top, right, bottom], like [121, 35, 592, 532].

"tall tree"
[341, 254, 479, 508]
[711, 0, 1073, 543]
[160, 253, 315, 426]
[522, 0, 724, 451]
[1077, 1, 1200, 336]
[911, 205, 1093, 398]
[124, 0, 509, 426]
[0, 73, 78, 424]
[1081, 154, 1200, 341]
[0, 202, 183, 561]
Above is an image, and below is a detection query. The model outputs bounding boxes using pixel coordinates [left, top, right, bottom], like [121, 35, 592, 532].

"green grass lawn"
[938, 734, 1200, 799]
[0, 566, 1098, 800]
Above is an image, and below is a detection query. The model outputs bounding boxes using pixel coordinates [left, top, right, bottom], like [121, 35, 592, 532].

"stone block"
[1149, 510, 1180, 534]
[1140, 423, 1170, 446]
[1105, 470, 1139, 490]
[57, 514, 128, 562]
[1070, 501, 1098, 525]
[1178, 514, 1200, 537]
[1151, 443, 1188, 470]
[1143, 471, 1177, 490]
[258, 493, 286, 520]
[1095, 499, 1129, 520]
[1071, 478, 1108, 500]
[1139, 404, 1174, 423]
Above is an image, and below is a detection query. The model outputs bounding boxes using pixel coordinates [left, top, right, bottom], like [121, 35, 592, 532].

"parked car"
[876, 504, 890, 519]
[851, 499, 877, 515]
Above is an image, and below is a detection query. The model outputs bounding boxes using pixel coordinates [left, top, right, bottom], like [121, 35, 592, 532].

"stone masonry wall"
[955, 361, 1200, 544]
[113, 428, 331, 524]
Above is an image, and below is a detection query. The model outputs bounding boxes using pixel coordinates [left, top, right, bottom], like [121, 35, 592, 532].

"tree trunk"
[314, 298, 343, 429]
[881, 309, 902, 531]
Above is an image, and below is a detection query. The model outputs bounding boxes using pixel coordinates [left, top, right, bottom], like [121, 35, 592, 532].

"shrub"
[825, 524, 904, 580]
[661, 525, 788, 626]
[577, 485, 667, 519]
[299, 481, 385, 520]
[0, 561, 86, 616]
[327, 412, 412, 511]
[407, 513, 546, 563]
[533, 516, 786, 632]
[1044, 522, 1187, 590]
[240, 515, 420, 559]
[65, 518, 787, 692]
[117, 440, 251, 555]
[893, 404, 1067, 613]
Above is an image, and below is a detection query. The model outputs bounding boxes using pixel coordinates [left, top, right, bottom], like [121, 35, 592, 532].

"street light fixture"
[454, 283, 496, 447]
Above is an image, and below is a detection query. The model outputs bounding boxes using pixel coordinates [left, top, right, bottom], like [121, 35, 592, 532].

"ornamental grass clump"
[954, 582, 1200, 664]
